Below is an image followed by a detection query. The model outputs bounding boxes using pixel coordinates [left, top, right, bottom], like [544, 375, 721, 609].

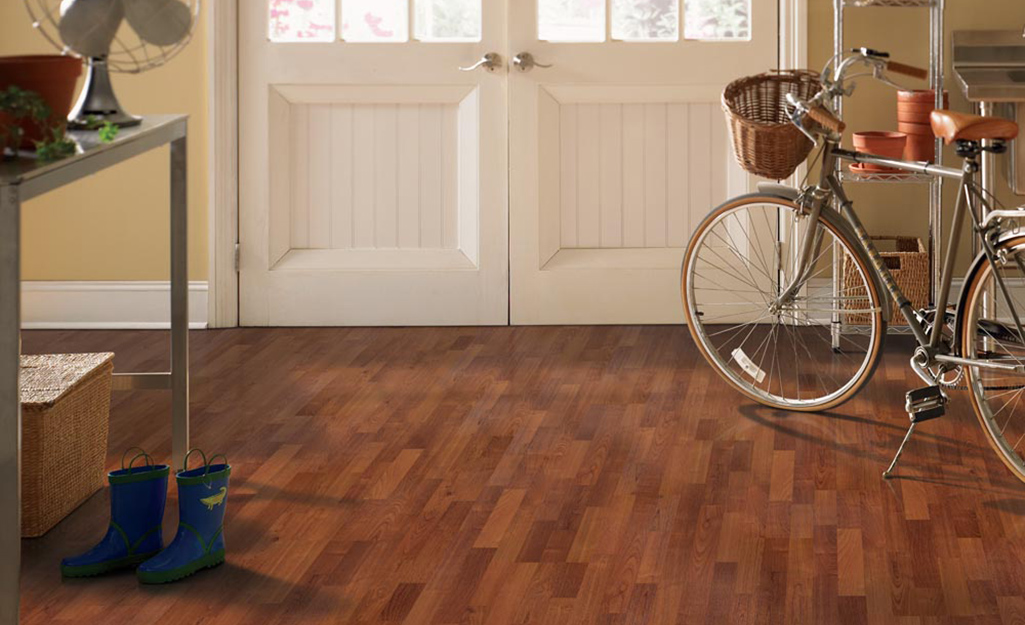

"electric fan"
[25, 0, 200, 128]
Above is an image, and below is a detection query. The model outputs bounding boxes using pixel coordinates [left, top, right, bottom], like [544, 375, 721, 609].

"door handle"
[459, 52, 504, 73]
[512, 52, 553, 73]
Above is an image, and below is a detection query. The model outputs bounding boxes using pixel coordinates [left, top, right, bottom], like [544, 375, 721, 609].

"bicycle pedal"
[905, 385, 946, 423]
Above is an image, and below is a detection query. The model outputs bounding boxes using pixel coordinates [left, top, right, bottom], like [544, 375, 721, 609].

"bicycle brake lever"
[791, 110, 818, 143]
[784, 94, 819, 143]
[872, 65, 910, 91]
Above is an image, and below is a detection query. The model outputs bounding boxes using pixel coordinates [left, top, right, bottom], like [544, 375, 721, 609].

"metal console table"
[0, 115, 189, 624]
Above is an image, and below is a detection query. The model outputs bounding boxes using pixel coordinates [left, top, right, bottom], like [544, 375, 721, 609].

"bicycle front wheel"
[961, 235, 1025, 483]
[682, 195, 886, 411]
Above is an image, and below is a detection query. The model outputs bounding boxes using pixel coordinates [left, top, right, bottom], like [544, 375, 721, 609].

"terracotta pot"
[905, 134, 936, 162]
[898, 89, 949, 106]
[898, 111, 936, 126]
[0, 55, 82, 149]
[898, 121, 934, 136]
[898, 101, 941, 118]
[852, 131, 907, 171]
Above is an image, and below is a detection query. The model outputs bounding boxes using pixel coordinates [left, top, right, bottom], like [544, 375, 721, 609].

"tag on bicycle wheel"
[732, 348, 766, 384]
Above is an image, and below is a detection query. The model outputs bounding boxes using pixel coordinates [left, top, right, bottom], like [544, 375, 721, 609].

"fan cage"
[23, 0, 201, 74]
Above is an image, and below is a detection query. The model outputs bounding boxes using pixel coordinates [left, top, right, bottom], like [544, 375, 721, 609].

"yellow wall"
[807, 0, 1025, 269]
[4, 2, 1024, 285]
[0, 3, 208, 281]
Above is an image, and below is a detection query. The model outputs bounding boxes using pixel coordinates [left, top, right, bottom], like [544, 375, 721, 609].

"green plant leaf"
[98, 121, 120, 143]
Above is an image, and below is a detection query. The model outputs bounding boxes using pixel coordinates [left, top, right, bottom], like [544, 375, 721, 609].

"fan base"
[68, 57, 142, 130]
[68, 111, 142, 130]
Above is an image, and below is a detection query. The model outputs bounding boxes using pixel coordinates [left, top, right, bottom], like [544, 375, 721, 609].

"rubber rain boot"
[61, 449, 169, 578]
[137, 450, 230, 584]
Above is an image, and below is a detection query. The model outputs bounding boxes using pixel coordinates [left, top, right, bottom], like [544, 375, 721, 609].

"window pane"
[342, 0, 409, 42]
[612, 0, 678, 41]
[684, 0, 750, 40]
[538, 0, 605, 42]
[415, 0, 482, 41]
[269, 0, 335, 42]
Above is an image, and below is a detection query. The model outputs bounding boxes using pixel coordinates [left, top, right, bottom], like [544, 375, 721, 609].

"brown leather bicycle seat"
[929, 109, 1019, 144]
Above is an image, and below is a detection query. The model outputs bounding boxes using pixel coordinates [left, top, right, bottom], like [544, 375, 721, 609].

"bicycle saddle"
[929, 109, 1019, 145]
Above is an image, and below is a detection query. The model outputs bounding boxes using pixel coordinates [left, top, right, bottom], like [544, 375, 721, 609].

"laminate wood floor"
[17, 327, 1025, 624]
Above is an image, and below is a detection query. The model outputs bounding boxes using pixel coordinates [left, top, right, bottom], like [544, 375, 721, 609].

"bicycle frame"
[782, 137, 1025, 379]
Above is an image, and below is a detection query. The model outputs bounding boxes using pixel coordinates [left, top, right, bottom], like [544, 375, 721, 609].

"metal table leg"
[0, 184, 21, 625]
[170, 136, 189, 470]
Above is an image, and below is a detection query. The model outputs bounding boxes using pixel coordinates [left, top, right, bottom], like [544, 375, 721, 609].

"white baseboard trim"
[21, 281, 209, 330]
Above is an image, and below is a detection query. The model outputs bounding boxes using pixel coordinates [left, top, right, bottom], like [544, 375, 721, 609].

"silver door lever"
[459, 53, 503, 72]
[512, 52, 553, 72]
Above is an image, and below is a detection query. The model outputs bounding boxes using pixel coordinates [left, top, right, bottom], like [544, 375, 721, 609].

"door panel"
[511, 0, 776, 324]
[553, 98, 733, 250]
[241, 0, 506, 326]
[244, 0, 774, 326]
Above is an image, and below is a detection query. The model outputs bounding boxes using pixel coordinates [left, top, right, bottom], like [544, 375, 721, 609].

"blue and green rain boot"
[137, 450, 230, 584]
[61, 449, 169, 578]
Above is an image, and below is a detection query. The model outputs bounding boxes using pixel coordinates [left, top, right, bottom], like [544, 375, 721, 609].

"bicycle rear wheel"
[961, 236, 1025, 483]
[682, 195, 886, 411]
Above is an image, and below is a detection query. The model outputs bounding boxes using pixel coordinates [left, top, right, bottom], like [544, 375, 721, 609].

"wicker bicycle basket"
[722, 70, 821, 180]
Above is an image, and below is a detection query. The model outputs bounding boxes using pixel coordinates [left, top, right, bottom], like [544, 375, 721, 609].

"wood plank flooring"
[16, 327, 1025, 624]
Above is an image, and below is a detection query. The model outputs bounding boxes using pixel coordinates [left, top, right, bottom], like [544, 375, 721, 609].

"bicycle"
[681, 48, 1025, 480]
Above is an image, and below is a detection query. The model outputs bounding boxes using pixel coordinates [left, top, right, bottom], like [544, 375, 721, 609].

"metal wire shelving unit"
[833, 0, 946, 339]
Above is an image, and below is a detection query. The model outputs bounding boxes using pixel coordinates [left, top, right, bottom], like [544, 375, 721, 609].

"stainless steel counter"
[952, 30, 1025, 195]
[953, 67, 1025, 102]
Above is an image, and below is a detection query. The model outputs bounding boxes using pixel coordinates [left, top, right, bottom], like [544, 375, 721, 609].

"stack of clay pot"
[897, 89, 949, 162]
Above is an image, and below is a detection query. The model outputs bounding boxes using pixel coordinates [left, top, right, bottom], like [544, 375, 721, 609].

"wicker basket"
[842, 236, 928, 326]
[722, 70, 821, 180]
[21, 353, 113, 537]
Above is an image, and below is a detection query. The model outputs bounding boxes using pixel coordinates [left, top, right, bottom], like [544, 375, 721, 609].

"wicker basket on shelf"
[722, 70, 821, 180]
[842, 236, 928, 326]
[21, 353, 113, 537]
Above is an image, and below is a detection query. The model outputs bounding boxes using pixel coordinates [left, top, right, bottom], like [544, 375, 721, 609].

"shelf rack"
[840, 170, 934, 184]
[833, 0, 946, 340]
[845, 0, 937, 7]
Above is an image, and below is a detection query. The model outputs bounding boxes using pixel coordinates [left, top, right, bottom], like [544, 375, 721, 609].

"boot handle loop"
[127, 453, 154, 473]
[122, 447, 153, 473]
[207, 454, 228, 470]
[182, 448, 208, 474]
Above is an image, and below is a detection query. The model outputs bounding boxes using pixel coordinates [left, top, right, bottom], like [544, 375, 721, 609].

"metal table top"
[0, 114, 187, 201]
[953, 68, 1025, 102]
[952, 30, 1025, 103]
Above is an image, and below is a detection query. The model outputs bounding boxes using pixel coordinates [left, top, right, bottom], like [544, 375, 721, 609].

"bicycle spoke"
[685, 199, 881, 410]
[964, 244, 1025, 482]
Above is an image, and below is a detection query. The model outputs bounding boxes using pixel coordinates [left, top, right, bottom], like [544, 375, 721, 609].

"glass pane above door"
[415, 0, 482, 41]
[538, 0, 606, 42]
[269, 0, 336, 42]
[684, 0, 751, 40]
[611, 0, 679, 41]
[342, 0, 410, 42]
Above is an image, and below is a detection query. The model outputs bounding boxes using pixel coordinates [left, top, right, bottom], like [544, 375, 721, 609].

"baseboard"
[21, 281, 209, 330]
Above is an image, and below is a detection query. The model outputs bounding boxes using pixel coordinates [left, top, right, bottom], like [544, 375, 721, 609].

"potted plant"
[0, 85, 79, 162]
[0, 55, 81, 148]
[0, 85, 77, 162]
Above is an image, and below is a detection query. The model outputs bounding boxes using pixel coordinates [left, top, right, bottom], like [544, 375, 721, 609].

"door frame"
[207, 0, 807, 328]
[207, 0, 239, 328]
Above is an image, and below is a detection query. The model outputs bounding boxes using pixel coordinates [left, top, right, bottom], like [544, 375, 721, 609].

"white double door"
[240, 0, 777, 326]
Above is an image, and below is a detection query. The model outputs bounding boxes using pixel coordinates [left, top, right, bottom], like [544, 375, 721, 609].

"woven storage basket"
[21, 353, 113, 537]
[842, 236, 928, 326]
[722, 70, 821, 180]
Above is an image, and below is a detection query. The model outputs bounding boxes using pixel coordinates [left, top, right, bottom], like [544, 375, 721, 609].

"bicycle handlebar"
[886, 60, 929, 81]
[806, 105, 846, 135]
[787, 50, 928, 139]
